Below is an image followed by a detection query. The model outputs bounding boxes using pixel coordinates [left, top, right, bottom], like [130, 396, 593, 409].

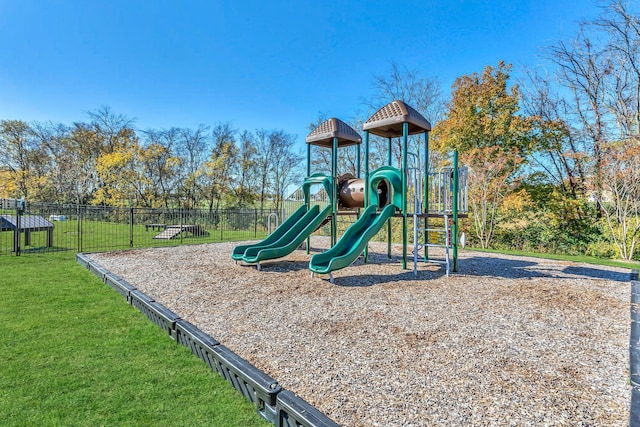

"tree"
[364, 61, 444, 170]
[253, 129, 302, 212]
[92, 127, 140, 206]
[0, 120, 39, 199]
[268, 130, 302, 213]
[233, 130, 259, 206]
[177, 125, 210, 208]
[138, 129, 183, 208]
[520, 69, 588, 199]
[463, 146, 525, 248]
[599, 139, 640, 260]
[595, 1, 640, 138]
[434, 62, 532, 248]
[202, 122, 238, 211]
[547, 27, 611, 213]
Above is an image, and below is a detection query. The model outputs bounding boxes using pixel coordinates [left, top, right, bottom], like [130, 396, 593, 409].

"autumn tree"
[233, 130, 259, 206]
[202, 122, 238, 211]
[31, 121, 72, 203]
[137, 129, 183, 208]
[0, 120, 43, 199]
[434, 62, 532, 248]
[92, 126, 140, 206]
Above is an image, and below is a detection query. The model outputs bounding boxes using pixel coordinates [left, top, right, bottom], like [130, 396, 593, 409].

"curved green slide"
[234, 204, 332, 265]
[309, 204, 396, 275]
[231, 204, 308, 261]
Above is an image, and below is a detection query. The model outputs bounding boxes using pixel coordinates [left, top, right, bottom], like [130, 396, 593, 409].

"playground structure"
[232, 100, 467, 281]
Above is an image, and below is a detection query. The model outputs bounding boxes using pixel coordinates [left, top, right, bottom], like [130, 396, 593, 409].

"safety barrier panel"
[77, 253, 339, 427]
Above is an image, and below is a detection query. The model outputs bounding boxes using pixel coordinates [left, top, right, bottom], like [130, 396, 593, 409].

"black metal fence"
[0, 200, 300, 256]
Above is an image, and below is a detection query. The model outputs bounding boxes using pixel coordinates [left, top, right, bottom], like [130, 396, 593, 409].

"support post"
[402, 122, 408, 269]
[452, 150, 459, 272]
[305, 142, 311, 253]
[364, 131, 370, 262]
[424, 131, 429, 262]
[387, 137, 392, 258]
[331, 137, 338, 247]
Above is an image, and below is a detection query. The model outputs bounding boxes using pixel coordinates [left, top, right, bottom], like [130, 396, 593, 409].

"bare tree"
[177, 125, 210, 208]
[596, 1, 640, 138]
[269, 130, 302, 212]
[520, 69, 588, 198]
[363, 61, 445, 171]
[599, 139, 640, 259]
[547, 26, 612, 213]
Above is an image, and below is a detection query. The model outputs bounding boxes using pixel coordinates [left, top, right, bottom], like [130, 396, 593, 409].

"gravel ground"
[88, 237, 631, 426]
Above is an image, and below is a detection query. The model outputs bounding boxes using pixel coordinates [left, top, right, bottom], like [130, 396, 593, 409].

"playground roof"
[305, 117, 362, 148]
[363, 100, 431, 137]
[0, 215, 54, 232]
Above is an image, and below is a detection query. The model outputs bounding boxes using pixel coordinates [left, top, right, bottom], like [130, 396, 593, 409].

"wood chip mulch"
[88, 237, 631, 426]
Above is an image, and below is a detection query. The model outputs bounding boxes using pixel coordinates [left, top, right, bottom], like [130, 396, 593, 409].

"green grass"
[0, 252, 270, 427]
[466, 246, 640, 271]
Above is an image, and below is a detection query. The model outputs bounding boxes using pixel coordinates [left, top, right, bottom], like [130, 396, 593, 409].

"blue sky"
[0, 1, 603, 144]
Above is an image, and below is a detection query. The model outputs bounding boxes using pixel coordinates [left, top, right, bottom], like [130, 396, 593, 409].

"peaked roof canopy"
[306, 117, 362, 148]
[363, 100, 431, 137]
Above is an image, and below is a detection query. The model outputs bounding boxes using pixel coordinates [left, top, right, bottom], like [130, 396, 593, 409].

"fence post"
[220, 210, 224, 241]
[77, 204, 82, 253]
[254, 209, 258, 238]
[129, 208, 134, 248]
[14, 203, 21, 256]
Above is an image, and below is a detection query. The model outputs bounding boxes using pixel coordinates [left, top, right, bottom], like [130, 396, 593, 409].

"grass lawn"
[0, 252, 269, 427]
[467, 246, 640, 271]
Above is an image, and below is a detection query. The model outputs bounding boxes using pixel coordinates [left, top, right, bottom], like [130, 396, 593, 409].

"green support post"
[364, 131, 370, 262]
[387, 136, 392, 258]
[402, 122, 408, 269]
[452, 150, 459, 272]
[331, 137, 338, 247]
[357, 143, 361, 179]
[306, 142, 311, 254]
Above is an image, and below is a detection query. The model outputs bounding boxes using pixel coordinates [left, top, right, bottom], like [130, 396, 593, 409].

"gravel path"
[89, 238, 631, 426]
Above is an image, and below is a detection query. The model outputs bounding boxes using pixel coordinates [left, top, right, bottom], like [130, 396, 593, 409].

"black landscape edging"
[76, 253, 341, 426]
[276, 389, 341, 427]
[175, 319, 220, 368]
[631, 275, 640, 426]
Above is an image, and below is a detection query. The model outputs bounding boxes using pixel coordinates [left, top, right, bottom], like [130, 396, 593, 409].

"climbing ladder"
[409, 160, 467, 277]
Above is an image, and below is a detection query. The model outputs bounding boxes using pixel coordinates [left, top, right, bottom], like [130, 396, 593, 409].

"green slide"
[237, 204, 332, 265]
[231, 204, 308, 261]
[309, 203, 396, 275]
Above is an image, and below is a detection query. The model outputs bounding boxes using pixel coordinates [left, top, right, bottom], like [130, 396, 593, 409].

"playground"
[82, 100, 630, 425]
[88, 237, 629, 426]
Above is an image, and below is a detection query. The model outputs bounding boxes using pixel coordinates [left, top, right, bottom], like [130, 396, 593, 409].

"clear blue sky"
[0, 0, 603, 145]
